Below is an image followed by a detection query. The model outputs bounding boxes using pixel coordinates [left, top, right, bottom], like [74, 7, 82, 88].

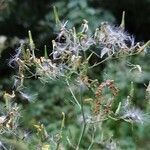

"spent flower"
[121, 107, 148, 124]
[95, 22, 136, 58]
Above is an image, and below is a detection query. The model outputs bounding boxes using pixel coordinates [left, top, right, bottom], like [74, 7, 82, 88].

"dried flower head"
[95, 22, 135, 58]
[121, 107, 148, 124]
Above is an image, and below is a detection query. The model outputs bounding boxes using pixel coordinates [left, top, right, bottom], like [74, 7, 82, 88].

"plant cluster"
[0, 11, 150, 149]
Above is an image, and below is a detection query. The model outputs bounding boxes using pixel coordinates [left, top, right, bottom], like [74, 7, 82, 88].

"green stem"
[108, 115, 119, 121]
[87, 127, 95, 150]
[76, 87, 86, 150]
[66, 79, 81, 109]
[76, 123, 86, 150]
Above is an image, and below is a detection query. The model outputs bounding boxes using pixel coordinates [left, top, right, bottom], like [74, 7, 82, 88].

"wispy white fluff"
[121, 107, 148, 124]
[96, 23, 135, 58]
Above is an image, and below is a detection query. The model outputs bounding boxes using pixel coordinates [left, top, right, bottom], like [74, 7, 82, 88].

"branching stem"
[66, 79, 81, 109]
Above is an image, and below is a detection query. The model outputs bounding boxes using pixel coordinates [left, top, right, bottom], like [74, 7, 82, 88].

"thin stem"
[1, 144, 8, 150]
[80, 87, 86, 124]
[67, 136, 76, 149]
[76, 87, 86, 150]
[87, 127, 96, 150]
[89, 56, 112, 69]
[135, 40, 150, 54]
[66, 79, 81, 109]
[108, 115, 119, 121]
[76, 124, 86, 150]
[89, 40, 150, 69]
[56, 112, 65, 150]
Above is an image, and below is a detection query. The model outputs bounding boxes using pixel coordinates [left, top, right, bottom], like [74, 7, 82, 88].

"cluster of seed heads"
[9, 19, 149, 86]
[3, 18, 149, 149]
[93, 80, 118, 115]
[8, 20, 148, 123]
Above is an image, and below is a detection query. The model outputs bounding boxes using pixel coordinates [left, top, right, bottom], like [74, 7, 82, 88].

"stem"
[89, 56, 112, 69]
[87, 127, 95, 150]
[76, 124, 86, 150]
[76, 87, 86, 150]
[56, 112, 65, 150]
[89, 40, 150, 69]
[1, 144, 8, 150]
[134, 40, 150, 54]
[66, 79, 81, 109]
[108, 115, 119, 121]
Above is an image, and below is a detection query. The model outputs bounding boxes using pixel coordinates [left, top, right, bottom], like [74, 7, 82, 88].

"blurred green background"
[0, 0, 150, 149]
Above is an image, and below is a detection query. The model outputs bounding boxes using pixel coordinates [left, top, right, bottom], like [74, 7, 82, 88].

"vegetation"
[0, 1, 150, 149]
